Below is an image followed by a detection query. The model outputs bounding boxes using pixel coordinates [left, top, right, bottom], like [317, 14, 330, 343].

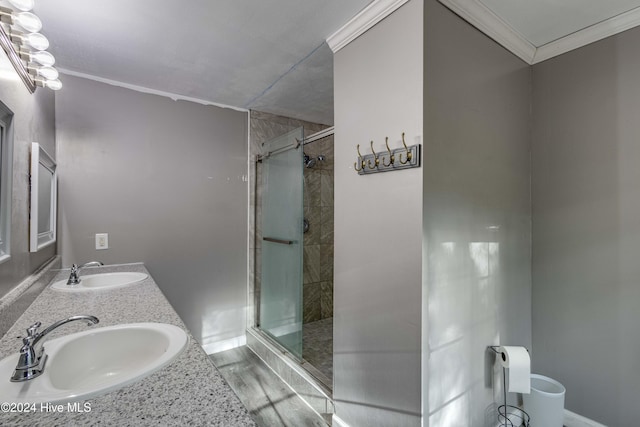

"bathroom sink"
[0, 323, 188, 404]
[50, 272, 149, 292]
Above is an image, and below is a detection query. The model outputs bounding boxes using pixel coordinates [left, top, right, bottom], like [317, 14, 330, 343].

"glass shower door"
[259, 127, 304, 358]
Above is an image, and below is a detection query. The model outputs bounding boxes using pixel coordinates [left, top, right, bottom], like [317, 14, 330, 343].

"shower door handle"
[263, 237, 294, 245]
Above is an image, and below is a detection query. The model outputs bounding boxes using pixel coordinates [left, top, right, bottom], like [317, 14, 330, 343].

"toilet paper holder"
[489, 346, 531, 427]
[490, 345, 530, 359]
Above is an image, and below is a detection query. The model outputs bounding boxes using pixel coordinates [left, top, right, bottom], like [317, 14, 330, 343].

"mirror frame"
[29, 142, 57, 252]
[0, 101, 13, 264]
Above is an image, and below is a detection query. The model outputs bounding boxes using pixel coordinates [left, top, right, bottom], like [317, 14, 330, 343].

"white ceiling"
[30, 0, 640, 124]
[34, 0, 373, 125]
[440, 0, 640, 64]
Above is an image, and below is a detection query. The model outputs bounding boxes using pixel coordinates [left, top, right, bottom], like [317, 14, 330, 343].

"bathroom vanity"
[0, 263, 255, 426]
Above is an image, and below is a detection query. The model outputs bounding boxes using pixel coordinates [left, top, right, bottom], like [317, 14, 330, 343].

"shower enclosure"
[259, 127, 305, 357]
[256, 124, 334, 385]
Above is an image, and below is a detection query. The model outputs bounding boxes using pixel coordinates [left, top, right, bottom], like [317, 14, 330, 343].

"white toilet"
[522, 374, 566, 427]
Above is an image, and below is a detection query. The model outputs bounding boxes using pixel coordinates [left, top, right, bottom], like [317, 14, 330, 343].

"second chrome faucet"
[66, 261, 103, 285]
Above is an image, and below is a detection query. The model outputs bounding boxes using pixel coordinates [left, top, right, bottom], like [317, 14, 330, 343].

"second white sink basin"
[0, 322, 188, 404]
[51, 272, 149, 292]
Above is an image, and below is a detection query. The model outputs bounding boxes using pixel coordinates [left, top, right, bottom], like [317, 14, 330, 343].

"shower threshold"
[246, 327, 334, 419]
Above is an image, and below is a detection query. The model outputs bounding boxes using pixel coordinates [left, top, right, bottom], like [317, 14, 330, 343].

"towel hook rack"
[353, 131, 421, 175]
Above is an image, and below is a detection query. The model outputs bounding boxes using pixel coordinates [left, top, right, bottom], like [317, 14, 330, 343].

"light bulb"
[23, 32, 48, 50]
[30, 50, 54, 66]
[13, 11, 41, 32]
[44, 79, 61, 90]
[7, 0, 34, 12]
[37, 66, 58, 80]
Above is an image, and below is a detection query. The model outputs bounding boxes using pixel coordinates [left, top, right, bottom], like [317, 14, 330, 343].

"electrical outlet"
[95, 233, 108, 250]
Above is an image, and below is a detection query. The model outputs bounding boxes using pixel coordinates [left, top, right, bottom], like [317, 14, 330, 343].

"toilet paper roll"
[498, 346, 530, 394]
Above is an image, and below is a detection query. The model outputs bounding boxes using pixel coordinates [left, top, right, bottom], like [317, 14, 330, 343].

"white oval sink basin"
[51, 272, 148, 292]
[0, 323, 188, 404]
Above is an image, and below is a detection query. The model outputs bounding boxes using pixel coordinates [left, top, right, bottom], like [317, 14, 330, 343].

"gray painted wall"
[0, 57, 57, 300]
[55, 75, 248, 350]
[424, 1, 532, 425]
[333, 1, 423, 425]
[532, 27, 640, 426]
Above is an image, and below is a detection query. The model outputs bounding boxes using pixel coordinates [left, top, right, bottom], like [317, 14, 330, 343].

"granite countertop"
[0, 263, 256, 426]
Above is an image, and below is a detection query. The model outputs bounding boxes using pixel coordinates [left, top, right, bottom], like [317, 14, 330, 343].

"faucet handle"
[20, 335, 35, 351]
[26, 322, 41, 337]
[17, 335, 39, 371]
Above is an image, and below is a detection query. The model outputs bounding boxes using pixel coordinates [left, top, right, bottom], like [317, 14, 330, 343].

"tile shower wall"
[302, 135, 334, 323]
[248, 111, 329, 329]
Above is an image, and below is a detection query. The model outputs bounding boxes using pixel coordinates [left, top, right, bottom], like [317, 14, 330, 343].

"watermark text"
[1, 402, 91, 413]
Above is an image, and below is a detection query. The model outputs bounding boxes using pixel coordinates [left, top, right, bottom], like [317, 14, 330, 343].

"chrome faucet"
[11, 315, 99, 382]
[66, 261, 103, 285]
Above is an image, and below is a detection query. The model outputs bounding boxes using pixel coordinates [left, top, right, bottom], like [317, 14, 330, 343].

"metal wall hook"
[367, 140, 379, 169]
[354, 144, 365, 172]
[382, 137, 394, 167]
[398, 132, 413, 165]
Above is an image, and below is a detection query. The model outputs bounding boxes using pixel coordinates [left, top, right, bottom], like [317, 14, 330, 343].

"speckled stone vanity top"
[0, 263, 256, 426]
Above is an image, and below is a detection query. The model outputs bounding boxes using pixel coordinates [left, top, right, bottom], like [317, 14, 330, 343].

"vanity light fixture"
[0, 0, 59, 92]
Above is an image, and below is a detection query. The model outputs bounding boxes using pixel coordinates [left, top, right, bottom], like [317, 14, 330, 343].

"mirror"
[29, 142, 57, 252]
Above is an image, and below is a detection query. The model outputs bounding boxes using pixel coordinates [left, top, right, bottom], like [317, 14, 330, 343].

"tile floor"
[210, 346, 328, 427]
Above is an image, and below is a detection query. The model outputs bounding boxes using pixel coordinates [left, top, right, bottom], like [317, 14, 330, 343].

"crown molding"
[438, 0, 536, 64]
[58, 69, 249, 112]
[439, 0, 640, 65]
[533, 6, 640, 64]
[326, 0, 411, 53]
